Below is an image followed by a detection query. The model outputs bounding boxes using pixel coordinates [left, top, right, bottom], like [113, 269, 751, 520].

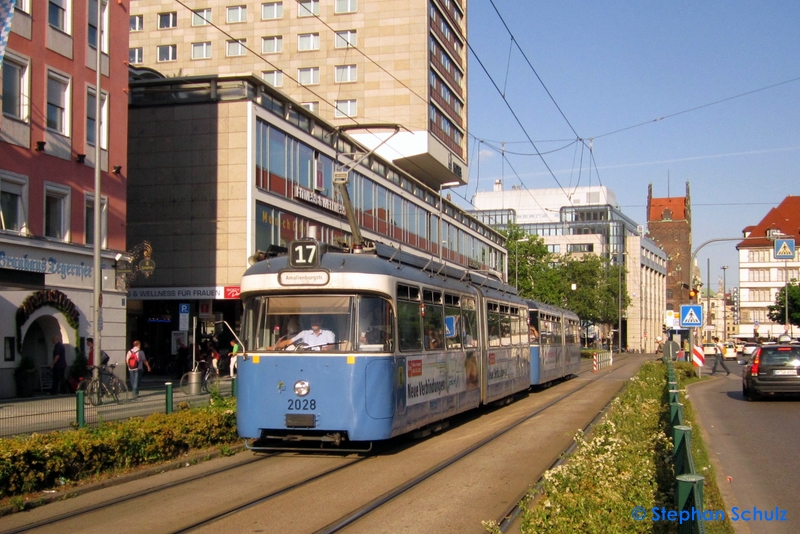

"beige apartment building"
[128, 0, 467, 188]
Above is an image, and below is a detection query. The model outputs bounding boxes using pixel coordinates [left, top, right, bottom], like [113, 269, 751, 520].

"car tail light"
[750, 350, 761, 375]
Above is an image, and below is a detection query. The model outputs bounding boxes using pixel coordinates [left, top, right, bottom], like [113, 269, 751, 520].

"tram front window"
[242, 295, 354, 351]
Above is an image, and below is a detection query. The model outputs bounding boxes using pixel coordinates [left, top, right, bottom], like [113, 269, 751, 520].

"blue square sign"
[680, 305, 703, 328]
[774, 238, 795, 260]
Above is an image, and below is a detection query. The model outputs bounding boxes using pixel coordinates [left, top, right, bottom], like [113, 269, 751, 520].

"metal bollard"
[76, 390, 85, 428]
[676, 473, 705, 533]
[165, 382, 173, 414]
[673, 425, 692, 476]
[670, 402, 684, 427]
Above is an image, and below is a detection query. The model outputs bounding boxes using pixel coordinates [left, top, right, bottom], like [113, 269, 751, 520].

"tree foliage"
[767, 281, 800, 328]
[504, 226, 631, 327]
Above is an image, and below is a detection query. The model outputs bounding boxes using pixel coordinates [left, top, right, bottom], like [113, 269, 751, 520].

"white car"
[723, 342, 736, 360]
[703, 343, 716, 356]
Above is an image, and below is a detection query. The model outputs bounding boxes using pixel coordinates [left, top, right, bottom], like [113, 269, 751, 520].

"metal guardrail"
[665, 357, 706, 534]
[0, 376, 237, 439]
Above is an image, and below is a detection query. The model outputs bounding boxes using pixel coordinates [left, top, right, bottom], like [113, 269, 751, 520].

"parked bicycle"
[178, 360, 220, 396]
[78, 364, 130, 406]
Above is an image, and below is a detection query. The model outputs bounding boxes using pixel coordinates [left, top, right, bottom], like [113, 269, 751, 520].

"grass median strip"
[484, 361, 733, 533]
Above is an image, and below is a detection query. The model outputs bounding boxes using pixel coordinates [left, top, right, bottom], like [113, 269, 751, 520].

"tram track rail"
[2, 354, 638, 534]
[304, 354, 637, 533]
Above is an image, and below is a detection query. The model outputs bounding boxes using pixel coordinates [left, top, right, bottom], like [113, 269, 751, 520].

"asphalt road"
[688, 362, 799, 534]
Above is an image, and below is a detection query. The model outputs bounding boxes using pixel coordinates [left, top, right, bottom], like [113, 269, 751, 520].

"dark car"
[742, 343, 800, 401]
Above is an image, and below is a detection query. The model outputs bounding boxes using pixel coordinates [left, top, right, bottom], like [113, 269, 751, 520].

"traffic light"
[688, 287, 697, 299]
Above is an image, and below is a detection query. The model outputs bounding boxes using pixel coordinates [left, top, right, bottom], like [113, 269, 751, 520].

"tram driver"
[271, 315, 336, 351]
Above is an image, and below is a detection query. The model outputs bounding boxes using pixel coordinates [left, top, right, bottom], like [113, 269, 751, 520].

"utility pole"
[721, 266, 728, 342]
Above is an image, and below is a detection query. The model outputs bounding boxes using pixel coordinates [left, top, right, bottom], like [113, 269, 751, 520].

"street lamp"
[515, 238, 529, 290]
[438, 181, 460, 260]
[721, 266, 728, 341]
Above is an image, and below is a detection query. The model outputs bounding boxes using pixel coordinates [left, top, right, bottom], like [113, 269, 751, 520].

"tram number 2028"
[287, 398, 317, 411]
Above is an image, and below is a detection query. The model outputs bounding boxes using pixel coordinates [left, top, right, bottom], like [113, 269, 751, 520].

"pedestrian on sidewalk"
[229, 339, 240, 378]
[710, 336, 731, 376]
[127, 340, 152, 396]
[49, 335, 68, 395]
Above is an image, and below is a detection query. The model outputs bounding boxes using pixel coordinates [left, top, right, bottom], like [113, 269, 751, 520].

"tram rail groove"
[494, 358, 632, 532]
[1, 355, 633, 534]
[311, 355, 637, 534]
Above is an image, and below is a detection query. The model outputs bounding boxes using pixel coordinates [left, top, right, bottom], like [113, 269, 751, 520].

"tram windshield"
[242, 294, 393, 352]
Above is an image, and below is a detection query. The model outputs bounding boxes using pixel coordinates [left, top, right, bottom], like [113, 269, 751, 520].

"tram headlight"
[294, 380, 310, 396]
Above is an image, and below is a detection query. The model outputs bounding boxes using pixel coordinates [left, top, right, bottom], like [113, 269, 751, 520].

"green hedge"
[0, 399, 237, 498]
[485, 361, 674, 533]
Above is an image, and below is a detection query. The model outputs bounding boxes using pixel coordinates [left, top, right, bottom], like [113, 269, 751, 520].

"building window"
[130, 14, 143, 31]
[85, 195, 108, 247]
[86, 88, 108, 149]
[748, 269, 770, 282]
[297, 0, 319, 17]
[335, 29, 357, 48]
[226, 39, 246, 56]
[747, 249, 770, 263]
[0, 173, 28, 234]
[157, 44, 178, 62]
[262, 70, 283, 87]
[334, 99, 357, 118]
[297, 33, 319, 51]
[13, 0, 30, 14]
[1, 53, 28, 121]
[45, 184, 70, 241]
[262, 2, 282, 19]
[46, 71, 69, 135]
[192, 8, 211, 25]
[192, 41, 212, 59]
[300, 102, 319, 113]
[334, 64, 357, 83]
[4, 337, 15, 362]
[88, 0, 103, 49]
[227, 5, 246, 23]
[262, 36, 283, 54]
[335, 0, 357, 14]
[158, 12, 177, 29]
[48, 0, 68, 33]
[297, 67, 319, 85]
[129, 47, 143, 64]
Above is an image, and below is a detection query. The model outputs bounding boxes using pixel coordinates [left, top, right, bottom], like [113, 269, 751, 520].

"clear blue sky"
[457, 0, 800, 292]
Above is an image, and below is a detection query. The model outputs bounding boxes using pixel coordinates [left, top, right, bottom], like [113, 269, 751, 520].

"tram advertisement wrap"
[406, 354, 470, 406]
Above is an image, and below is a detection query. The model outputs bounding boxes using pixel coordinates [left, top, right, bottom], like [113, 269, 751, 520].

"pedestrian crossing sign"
[680, 305, 703, 327]
[774, 238, 795, 260]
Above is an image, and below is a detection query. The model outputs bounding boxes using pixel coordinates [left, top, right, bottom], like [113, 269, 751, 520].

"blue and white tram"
[526, 300, 582, 386]
[236, 239, 530, 449]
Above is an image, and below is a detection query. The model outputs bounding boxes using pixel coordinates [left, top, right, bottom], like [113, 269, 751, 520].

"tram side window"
[461, 299, 478, 348]
[510, 308, 525, 346]
[488, 310, 501, 348]
[420, 289, 443, 350]
[540, 317, 553, 346]
[397, 285, 422, 351]
[358, 296, 393, 351]
[529, 313, 540, 344]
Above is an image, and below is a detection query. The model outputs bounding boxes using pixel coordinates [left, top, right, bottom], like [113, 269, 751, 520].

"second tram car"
[527, 300, 582, 386]
[236, 239, 531, 450]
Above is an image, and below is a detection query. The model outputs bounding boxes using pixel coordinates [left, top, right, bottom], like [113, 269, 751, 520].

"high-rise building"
[128, 0, 467, 189]
[0, 1, 130, 398]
